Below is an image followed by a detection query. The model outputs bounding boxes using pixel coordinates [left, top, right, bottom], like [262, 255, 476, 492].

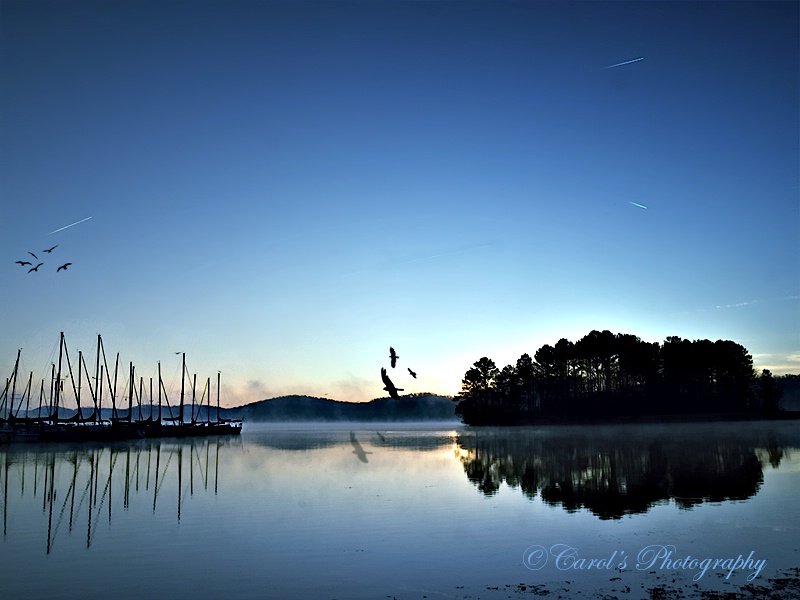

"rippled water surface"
[1, 421, 799, 599]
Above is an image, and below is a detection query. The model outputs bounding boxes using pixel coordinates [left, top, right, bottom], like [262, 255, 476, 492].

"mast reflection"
[0, 436, 240, 554]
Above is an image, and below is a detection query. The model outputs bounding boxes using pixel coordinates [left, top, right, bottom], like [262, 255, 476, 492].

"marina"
[1, 333, 241, 444]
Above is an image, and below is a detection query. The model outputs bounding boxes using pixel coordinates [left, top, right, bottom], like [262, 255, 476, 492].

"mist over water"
[1, 421, 798, 599]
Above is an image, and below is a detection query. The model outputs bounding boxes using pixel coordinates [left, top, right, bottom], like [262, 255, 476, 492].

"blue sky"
[1, 1, 798, 407]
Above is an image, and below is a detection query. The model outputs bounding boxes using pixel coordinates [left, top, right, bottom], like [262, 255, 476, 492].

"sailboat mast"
[38, 377, 45, 419]
[191, 373, 197, 425]
[158, 361, 162, 422]
[112, 352, 119, 421]
[95, 335, 101, 423]
[128, 362, 134, 423]
[54, 332, 64, 423]
[77, 350, 83, 421]
[99, 366, 104, 422]
[217, 371, 221, 424]
[80, 352, 99, 421]
[8, 348, 21, 420]
[179, 353, 185, 425]
[206, 377, 211, 425]
[49, 365, 56, 421]
[22, 371, 33, 418]
[61, 338, 83, 421]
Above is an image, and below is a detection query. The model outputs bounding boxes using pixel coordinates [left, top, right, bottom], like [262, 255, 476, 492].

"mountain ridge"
[238, 393, 458, 422]
[12, 393, 459, 422]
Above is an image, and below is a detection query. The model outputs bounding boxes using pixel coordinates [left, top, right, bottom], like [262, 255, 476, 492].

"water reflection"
[455, 421, 800, 519]
[0, 436, 240, 554]
[244, 424, 461, 453]
[349, 431, 372, 463]
[0, 424, 797, 599]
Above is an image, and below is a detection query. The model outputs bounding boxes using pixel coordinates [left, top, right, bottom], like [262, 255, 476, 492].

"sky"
[1, 1, 798, 408]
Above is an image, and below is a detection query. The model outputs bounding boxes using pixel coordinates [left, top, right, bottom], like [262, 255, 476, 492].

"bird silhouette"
[408, 368, 417, 379]
[15, 260, 32, 266]
[349, 431, 372, 463]
[56, 262, 72, 272]
[43, 245, 58, 253]
[28, 263, 43, 273]
[389, 346, 399, 368]
[28, 251, 38, 260]
[381, 367, 404, 401]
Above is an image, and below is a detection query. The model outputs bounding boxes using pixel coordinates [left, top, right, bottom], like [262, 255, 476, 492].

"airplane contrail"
[601, 57, 644, 70]
[48, 216, 92, 235]
[628, 202, 648, 210]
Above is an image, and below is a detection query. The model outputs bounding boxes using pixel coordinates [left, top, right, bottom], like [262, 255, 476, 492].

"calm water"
[1, 421, 798, 600]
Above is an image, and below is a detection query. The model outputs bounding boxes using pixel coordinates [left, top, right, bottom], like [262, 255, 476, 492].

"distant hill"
[9, 393, 459, 422]
[238, 393, 458, 422]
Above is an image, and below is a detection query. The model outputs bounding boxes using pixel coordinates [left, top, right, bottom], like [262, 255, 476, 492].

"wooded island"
[454, 330, 785, 425]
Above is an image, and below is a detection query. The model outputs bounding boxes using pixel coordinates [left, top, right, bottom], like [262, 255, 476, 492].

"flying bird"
[381, 367, 404, 401]
[28, 251, 38, 260]
[389, 347, 399, 368]
[43, 245, 58, 253]
[408, 368, 417, 379]
[28, 263, 43, 273]
[57, 262, 72, 272]
[15, 261, 32, 266]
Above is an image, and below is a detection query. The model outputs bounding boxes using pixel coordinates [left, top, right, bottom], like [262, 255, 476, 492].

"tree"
[516, 353, 538, 413]
[758, 369, 782, 414]
[460, 357, 499, 396]
[455, 357, 499, 424]
[661, 336, 696, 412]
[711, 339, 755, 411]
[494, 364, 521, 422]
[615, 333, 661, 414]
[455, 330, 764, 425]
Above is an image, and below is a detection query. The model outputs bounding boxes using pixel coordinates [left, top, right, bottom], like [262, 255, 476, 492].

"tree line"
[454, 330, 784, 425]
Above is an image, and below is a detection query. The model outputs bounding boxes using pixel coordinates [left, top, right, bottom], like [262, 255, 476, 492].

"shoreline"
[459, 410, 800, 427]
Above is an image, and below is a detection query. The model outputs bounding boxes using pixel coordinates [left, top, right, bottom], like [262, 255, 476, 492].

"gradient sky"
[1, 1, 798, 407]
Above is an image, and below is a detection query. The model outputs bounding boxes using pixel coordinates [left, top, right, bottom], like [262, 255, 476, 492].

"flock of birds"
[349, 347, 418, 462]
[380, 346, 416, 401]
[14, 245, 72, 273]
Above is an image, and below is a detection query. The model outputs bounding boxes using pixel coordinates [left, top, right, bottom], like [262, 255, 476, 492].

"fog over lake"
[1, 421, 798, 599]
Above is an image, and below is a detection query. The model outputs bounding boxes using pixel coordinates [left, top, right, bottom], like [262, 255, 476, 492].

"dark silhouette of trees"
[455, 357, 499, 424]
[759, 369, 783, 414]
[454, 330, 776, 425]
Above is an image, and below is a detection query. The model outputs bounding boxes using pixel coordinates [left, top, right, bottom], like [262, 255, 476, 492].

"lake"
[1, 421, 798, 599]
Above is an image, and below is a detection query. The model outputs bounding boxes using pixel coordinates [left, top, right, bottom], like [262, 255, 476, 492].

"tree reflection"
[455, 423, 799, 519]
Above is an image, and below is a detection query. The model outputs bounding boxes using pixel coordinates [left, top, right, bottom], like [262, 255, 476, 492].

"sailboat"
[163, 354, 241, 437]
[1, 334, 242, 444]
